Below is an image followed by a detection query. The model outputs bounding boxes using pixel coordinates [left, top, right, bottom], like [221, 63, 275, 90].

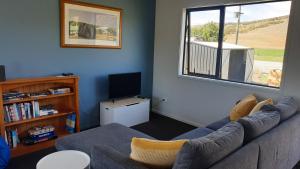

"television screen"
[109, 72, 141, 99]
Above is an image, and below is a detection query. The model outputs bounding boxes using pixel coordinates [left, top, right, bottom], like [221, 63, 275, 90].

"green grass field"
[254, 49, 284, 62]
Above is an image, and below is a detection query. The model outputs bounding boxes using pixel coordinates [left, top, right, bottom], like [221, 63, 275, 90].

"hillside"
[225, 16, 289, 49]
[191, 16, 289, 49]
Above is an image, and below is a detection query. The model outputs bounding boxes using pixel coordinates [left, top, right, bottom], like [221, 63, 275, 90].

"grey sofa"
[56, 97, 300, 169]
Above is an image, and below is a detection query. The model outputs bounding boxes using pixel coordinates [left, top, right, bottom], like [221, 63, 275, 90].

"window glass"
[183, 1, 292, 88]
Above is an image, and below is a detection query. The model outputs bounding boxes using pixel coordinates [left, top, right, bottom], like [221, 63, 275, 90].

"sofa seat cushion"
[172, 127, 214, 140]
[173, 122, 244, 169]
[91, 145, 148, 169]
[206, 117, 230, 131]
[55, 123, 154, 156]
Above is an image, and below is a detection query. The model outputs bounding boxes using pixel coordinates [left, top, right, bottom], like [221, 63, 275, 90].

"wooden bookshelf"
[0, 76, 80, 157]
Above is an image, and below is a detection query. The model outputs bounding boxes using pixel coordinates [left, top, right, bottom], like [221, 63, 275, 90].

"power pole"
[235, 6, 243, 45]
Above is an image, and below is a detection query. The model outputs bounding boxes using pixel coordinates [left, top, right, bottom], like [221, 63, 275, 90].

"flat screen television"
[109, 72, 141, 99]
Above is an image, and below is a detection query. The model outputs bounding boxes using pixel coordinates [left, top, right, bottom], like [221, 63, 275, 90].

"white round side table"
[36, 150, 90, 169]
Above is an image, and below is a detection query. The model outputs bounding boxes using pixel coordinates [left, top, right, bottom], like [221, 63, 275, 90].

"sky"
[191, 1, 291, 26]
[70, 9, 117, 28]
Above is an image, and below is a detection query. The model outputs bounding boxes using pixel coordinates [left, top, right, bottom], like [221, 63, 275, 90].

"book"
[4, 131, 8, 145]
[35, 101, 40, 117]
[24, 103, 32, 119]
[4, 106, 10, 123]
[49, 88, 71, 95]
[31, 101, 40, 118]
[39, 109, 58, 116]
[10, 105, 18, 122]
[12, 130, 17, 148]
[66, 114, 76, 133]
[6, 130, 12, 148]
[20, 103, 27, 120]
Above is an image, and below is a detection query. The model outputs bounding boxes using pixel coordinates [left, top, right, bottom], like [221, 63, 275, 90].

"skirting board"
[152, 108, 204, 127]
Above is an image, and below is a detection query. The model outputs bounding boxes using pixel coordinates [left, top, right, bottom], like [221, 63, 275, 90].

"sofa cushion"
[130, 138, 187, 168]
[55, 123, 154, 156]
[238, 111, 280, 143]
[206, 117, 230, 131]
[275, 97, 298, 122]
[249, 98, 273, 115]
[253, 113, 300, 169]
[209, 142, 259, 169]
[172, 127, 214, 140]
[91, 145, 148, 169]
[173, 122, 244, 169]
[229, 95, 257, 121]
[260, 104, 280, 112]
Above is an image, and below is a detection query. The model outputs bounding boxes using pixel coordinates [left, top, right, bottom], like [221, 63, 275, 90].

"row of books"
[4, 102, 58, 123]
[5, 129, 19, 148]
[3, 92, 26, 102]
[3, 88, 71, 102]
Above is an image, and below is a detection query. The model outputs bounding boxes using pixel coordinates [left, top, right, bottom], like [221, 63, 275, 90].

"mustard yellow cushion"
[130, 137, 187, 168]
[249, 98, 273, 115]
[230, 95, 257, 121]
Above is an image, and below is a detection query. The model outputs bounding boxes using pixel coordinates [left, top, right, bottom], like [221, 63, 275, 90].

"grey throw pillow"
[275, 97, 298, 121]
[238, 111, 280, 143]
[173, 122, 244, 169]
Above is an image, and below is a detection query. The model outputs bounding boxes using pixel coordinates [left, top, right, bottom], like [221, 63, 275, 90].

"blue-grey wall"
[0, 0, 155, 129]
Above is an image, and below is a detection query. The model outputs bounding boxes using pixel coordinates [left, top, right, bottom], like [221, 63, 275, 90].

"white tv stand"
[100, 97, 150, 127]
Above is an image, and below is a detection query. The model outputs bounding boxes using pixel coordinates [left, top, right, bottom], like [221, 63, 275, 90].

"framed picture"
[60, 0, 122, 49]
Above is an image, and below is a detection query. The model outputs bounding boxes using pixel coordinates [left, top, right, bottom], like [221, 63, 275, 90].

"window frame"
[182, 0, 291, 89]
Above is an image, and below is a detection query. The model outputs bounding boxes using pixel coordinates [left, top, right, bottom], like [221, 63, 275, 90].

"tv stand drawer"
[100, 98, 150, 127]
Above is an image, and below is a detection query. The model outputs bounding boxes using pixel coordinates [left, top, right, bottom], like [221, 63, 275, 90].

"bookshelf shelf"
[3, 93, 75, 105]
[4, 111, 74, 127]
[10, 130, 70, 157]
[0, 76, 80, 158]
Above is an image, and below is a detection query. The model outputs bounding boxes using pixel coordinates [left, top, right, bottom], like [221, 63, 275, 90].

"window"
[182, 1, 292, 88]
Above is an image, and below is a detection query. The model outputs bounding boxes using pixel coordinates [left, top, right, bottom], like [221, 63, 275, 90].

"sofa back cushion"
[238, 111, 280, 143]
[206, 117, 230, 131]
[173, 122, 244, 169]
[275, 97, 298, 122]
[172, 127, 214, 140]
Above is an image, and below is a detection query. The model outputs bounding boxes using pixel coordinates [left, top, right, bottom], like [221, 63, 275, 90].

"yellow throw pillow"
[130, 137, 187, 168]
[249, 98, 273, 115]
[230, 95, 257, 121]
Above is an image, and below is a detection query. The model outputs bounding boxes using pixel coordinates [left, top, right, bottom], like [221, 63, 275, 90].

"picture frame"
[60, 0, 122, 49]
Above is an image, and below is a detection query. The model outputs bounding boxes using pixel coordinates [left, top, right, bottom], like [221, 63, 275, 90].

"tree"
[192, 22, 219, 42]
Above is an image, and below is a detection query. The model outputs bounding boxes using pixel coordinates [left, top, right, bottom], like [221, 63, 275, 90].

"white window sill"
[178, 74, 280, 94]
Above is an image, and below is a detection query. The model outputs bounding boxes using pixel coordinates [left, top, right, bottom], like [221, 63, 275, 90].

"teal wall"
[0, 0, 155, 129]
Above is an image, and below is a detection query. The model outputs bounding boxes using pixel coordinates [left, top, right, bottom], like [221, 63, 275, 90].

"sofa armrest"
[91, 145, 148, 169]
[206, 116, 230, 131]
